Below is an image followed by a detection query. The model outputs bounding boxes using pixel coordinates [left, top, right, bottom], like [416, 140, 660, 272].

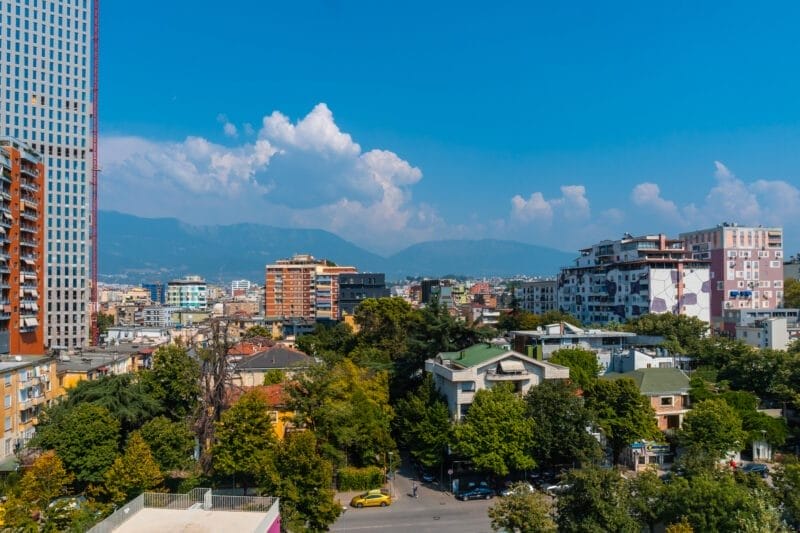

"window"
[661, 397, 673, 406]
[3, 395, 9, 409]
[4, 417, 10, 432]
[770, 261, 781, 268]
[775, 280, 783, 288]
[3, 374, 9, 387]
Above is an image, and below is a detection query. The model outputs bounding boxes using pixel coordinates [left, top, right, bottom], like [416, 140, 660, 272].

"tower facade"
[680, 224, 784, 333]
[0, 139, 45, 354]
[0, 0, 93, 349]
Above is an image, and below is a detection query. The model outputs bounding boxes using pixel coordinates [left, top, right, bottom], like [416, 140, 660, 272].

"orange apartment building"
[0, 139, 45, 355]
[265, 254, 356, 320]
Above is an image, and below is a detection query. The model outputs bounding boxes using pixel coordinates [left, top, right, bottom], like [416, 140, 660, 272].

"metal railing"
[86, 488, 279, 533]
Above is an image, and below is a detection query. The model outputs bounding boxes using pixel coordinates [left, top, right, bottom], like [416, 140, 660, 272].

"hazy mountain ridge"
[99, 211, 574, 283]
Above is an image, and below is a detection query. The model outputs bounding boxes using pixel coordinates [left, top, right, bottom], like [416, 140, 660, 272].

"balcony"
[20, 181, 39, 193]
[20, 166, 39, 179]
[19, 211, 38, 222]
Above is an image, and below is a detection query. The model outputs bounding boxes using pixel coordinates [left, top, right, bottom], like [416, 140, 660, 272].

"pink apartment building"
[680, 223, 784, 334]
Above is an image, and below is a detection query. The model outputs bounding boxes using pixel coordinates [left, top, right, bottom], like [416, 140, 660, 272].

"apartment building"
[558, 234, 710, 325]
[515, 279, 557, 314]
[0, 355, 58, 462]
[680, 223, 784, 333]
[0, 140, 45, 355]
[264, 254, 356, 320]
[338, 273, 389, 317]
[1, 0, 94, 349]
[166, 275, 208, 310]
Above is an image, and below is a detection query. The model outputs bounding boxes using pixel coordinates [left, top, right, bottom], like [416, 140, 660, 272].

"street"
[331, 469, 494, 533]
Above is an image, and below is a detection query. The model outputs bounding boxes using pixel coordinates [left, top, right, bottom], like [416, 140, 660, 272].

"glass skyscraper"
[0, 0, 92, 349]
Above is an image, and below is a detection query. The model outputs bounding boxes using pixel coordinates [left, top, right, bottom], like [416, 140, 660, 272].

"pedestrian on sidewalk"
[412, 481, 418, 498]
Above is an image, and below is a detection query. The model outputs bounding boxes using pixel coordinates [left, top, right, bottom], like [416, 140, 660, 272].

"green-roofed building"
[602, 367, 691, 431]
[425, 342, 570, 421]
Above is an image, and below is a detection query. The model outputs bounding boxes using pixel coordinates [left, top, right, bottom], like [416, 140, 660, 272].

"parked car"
[421, 471, 436, 483]
[500, 482, 534, 497]
[457, 486, 495, 501]
[350, 489, 392, 508]
[741, 463, 769, 478]
[545, 483, 572, 495]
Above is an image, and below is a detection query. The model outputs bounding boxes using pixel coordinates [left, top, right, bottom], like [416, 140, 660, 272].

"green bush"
[337, 466, 384, 491]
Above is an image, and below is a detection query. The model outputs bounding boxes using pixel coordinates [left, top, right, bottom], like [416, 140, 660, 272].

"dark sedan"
[456, 486, 494, 501]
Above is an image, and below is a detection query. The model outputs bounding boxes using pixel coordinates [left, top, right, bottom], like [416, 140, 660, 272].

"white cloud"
[100, 103, 434, 252]
[630, 182, 680, 219]
[510, 185, 590, 224]
[629, 161, 800, 231]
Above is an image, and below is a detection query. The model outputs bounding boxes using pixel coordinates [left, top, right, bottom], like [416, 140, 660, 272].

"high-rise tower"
[0, 0, 93, 349]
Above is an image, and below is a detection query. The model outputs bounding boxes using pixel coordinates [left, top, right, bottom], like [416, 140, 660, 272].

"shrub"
[337, 466, 384, 491]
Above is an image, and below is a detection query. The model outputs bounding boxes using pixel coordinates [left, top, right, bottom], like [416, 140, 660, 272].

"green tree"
[61, 374, 162, 436]
[556, 466, 640, 533]
[453, 384, 535, 477]
[354, 297, 415, 355]
[664, 470, 783, 532]
[394, 375, 452, 470]
[32, 403, 120, 488]
[584, 378, 660, 463]
[628, 469, 667, 533]
[104, 432, 164, 504]
[97, 311, 114, 335]
[773, 458, 800, 528]
[623, 313, 708, 353]
[145, 344, 201, 419]
[241, 325, 272, 339]
[213, 389, 278, 492]
[679, 398, 747, 460]
[549, 347, 600, 389]
[288, 359, 395, 468]
[263, 369, 285, 385]
[525, 380, 601, 468]
[294, 322, 356, 364]
[262, 431, 342, 532]
[139, 416, 196, 472]
[488, 485, 556, 532]
[720, 390, 789, 447]
[785, 278, 800, 309]
[2, 451, 74, 528]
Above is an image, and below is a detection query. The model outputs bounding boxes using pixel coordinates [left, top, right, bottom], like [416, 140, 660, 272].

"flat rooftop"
[114, 508, 268, 533]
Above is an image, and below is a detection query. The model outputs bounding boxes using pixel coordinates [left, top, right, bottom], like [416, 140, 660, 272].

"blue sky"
[100, 1, 800, 254]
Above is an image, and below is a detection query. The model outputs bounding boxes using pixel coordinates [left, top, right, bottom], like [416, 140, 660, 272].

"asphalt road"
[331, 471, 494, 533]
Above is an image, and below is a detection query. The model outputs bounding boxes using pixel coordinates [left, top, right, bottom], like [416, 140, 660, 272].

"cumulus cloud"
[629, 161, 800, 231]
[630, 182, 680, 219]
[100, 103, 436, 251]
[510, 185, 590, 224]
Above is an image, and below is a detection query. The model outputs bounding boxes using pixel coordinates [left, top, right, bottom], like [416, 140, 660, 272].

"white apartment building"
[1, 0, 94, 349]
[166, 276, 207, 310]
[515, 279, 557, 314]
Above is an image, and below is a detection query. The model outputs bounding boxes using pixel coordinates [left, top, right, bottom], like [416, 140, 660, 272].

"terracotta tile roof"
[226, 383, 288, 408]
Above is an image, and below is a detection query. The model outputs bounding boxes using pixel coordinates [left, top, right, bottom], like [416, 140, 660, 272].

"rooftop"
[602, 367, 691, 395]
[437, 344, 511, 368]
[0, 354, 51, 372]
[235, 345, 314, 371]
[87, 489, 278, 533]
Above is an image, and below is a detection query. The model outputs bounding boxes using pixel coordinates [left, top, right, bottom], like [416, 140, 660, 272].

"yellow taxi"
[350, 489, 392, 508]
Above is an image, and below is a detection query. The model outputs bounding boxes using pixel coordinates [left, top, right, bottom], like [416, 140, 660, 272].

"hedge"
[337, 466, 384, 491]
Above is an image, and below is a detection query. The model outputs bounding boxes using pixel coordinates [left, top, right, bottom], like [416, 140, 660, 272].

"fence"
[87, 488, 278, 533]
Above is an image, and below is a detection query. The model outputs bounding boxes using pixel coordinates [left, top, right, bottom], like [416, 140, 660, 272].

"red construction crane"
[90, 0, 100, 346]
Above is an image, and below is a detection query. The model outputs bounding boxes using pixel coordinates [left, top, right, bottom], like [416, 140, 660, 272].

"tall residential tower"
[1, 0, 93, 349]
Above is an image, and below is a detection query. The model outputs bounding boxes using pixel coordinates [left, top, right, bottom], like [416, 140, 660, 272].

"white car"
[545, 483, 572, 495]
[500, 482, 534, 496]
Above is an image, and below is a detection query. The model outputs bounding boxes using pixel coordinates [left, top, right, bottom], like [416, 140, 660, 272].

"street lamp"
[388, 452, 394, 497]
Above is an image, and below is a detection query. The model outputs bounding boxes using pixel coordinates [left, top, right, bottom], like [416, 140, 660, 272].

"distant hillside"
[99, 211, 574, 283]
[385, 239, 574, 278]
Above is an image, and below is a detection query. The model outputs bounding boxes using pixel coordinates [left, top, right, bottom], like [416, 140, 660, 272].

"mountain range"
[99, 211, 575, 283]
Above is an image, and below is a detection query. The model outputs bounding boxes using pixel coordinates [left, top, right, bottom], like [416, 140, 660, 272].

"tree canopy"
[488, 484, 556, 532]
[525, 380, 602, 468]
[679, 398, 748, 460]
[549, 347, 600, 389]
[453, 384, 536, 477]
[104, 432, 164, 504]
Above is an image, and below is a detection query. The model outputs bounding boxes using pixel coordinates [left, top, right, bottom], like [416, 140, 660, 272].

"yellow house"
[227, 384, 295, 441]
[56, 348, 139, 391]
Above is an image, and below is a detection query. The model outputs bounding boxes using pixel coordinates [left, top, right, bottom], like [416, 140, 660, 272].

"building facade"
[264, 254, 356, 321]
[0, 140, 44, 355]
[1, 0, 94, 350]
[338, 273, 389, 317]
[141, 283, 165, 305]
[680, 224, 784, 333]
[515, 279, 557, 314]
[166, 275, 208, 310]
[425, 343, 569, 421]
[558, 234, 710, 325]
[0, 355, 59, 461]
